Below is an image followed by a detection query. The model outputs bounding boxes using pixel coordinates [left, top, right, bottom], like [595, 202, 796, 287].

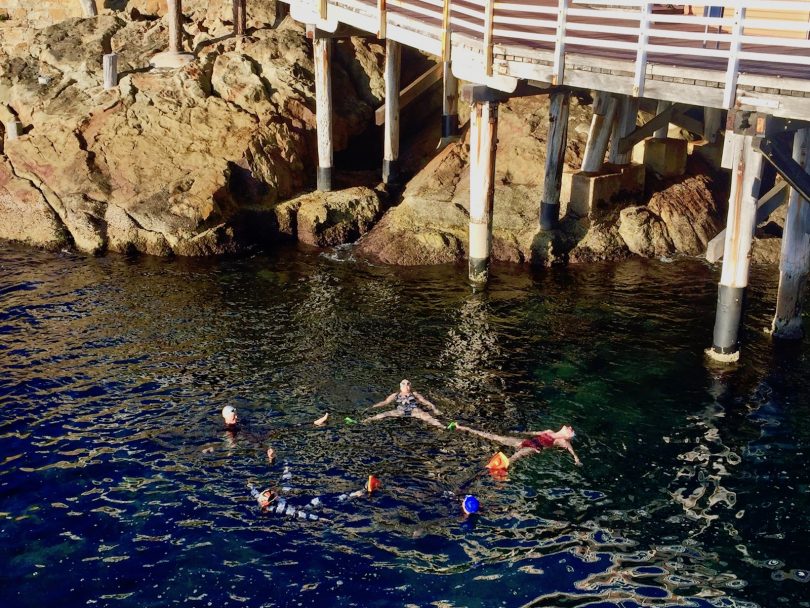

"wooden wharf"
[284, 0, 810, 362]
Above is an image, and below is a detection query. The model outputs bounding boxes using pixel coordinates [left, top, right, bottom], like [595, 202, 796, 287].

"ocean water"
[0, 242, 808, 607]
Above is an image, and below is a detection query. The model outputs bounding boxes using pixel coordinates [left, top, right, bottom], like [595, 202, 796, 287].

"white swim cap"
[222, 405, 237, 418]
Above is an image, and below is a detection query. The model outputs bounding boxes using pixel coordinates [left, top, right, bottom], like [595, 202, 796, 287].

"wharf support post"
[314, 34, 333, 192]
[707, 112, 766, 363]
[540, 90, 570, 230]
[382, 39, 401, 186]
[463, 86, 501, 284]
[441, 62, 459, 141]
[771, 128, 810, 339]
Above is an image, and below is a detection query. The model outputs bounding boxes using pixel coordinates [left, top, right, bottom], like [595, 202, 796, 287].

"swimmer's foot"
[313, 413, 329, 426]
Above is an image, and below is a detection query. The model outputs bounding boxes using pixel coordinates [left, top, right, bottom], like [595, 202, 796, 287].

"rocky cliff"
[0, 1, 782, 266]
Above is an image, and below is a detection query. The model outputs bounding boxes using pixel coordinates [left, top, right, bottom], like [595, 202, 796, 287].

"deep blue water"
[0, 241, 808, 608]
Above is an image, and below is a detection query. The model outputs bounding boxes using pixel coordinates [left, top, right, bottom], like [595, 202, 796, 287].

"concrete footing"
[561, 163, 645, 218]
[150, 51, 194, 69]
[643, 138, 687, 177]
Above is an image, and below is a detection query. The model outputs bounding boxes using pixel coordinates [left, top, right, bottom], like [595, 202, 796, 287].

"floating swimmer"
[459, 424, 582, 467]
[363, 379, 445, 429]
[248, 484, 322, 520]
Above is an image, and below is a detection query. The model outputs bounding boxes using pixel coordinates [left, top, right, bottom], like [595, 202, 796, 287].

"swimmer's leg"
[411, 410, 445, 429]
[362, 409, 402, 423]
[508, 447, 537, 465]
[454, 424, 523, 448]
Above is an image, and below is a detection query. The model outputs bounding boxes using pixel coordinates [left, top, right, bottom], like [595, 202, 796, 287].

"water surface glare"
[1, 242, 809, 608]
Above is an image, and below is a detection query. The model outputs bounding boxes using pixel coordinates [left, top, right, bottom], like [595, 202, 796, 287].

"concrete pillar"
[442, 61, 459, 140]
[233, 0, 247, 36]
[654, 100, 671, 139]
[4, 120, 23, 141]
[468, 100, 499, 283]
[708, 129, 764, 362]
[314, 35, 333, 191]
[581, 92, 617, 173]
[540, 90, 570, 230]
[772, 128, 810, 339]
[383, 39, 401, 186]
[168, 0, 183, 54]
[103, 53, 118, 90]
[79, 0, 98, 17]
[609, 95, 639, 165]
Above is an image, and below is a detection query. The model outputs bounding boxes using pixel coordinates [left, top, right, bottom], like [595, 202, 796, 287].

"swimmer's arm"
[413, 392, 441, 414]
[558, 440, 582, 466]
[371, 393, 398, 408]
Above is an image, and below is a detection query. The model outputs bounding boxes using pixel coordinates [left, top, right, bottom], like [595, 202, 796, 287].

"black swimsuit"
[396, 393, 418, 416]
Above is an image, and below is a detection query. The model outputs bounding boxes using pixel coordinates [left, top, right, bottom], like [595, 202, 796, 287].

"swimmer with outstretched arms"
[363, 379, 445, 428]
[455, 423, 582, 467]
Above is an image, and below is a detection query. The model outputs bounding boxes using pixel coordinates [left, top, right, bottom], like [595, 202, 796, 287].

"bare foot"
[313, 413, 329, 426]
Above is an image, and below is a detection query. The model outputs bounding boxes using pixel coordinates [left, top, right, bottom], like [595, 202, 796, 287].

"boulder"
[274, 186, 383, 247]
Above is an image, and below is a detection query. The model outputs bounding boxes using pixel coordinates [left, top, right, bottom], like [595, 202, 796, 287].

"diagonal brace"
[757, 134, 810, 206]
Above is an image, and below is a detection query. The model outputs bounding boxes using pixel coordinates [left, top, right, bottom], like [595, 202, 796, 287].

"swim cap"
[486, 451, 510, 470]
[366, 475, 381, 493]
[222, 405, 236, 418]
[462, 495, 479, 515]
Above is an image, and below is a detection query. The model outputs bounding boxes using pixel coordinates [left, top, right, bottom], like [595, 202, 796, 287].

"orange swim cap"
[486, 451, 510, 470]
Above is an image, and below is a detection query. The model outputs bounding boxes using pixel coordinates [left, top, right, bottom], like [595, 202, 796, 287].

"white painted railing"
[286, 0, 810, 106]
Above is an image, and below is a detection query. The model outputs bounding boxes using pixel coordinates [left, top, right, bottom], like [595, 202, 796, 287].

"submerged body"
[363, 379, 445, 429]
[456, 424, 582, 466]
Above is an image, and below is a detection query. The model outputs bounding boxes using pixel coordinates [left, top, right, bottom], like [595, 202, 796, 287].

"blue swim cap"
[462, 495, 480, 515]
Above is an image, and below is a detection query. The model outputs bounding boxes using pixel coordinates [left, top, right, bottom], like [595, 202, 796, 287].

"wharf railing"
[286, 0, 810, 108]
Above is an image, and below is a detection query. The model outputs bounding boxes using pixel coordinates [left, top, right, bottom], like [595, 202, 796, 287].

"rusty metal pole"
[708, 114, 764, 362]
[167, 0, 183, 54]
[233, 0, 247, 36]
[468, 99, 499, 283]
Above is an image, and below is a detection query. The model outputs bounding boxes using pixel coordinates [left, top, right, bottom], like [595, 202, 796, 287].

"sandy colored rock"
[618, 205, 673, 258]
[275, 186, 383, 247]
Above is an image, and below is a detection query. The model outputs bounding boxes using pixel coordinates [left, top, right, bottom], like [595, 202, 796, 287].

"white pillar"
[314, 35, 333, 191]
[705, 107, 723, 144]
[581, 92, 617, 173]
[79, 0, 98, 17]
[4, 120, 23, 141]
[708, 128, 764, 362]
[468, 100, 499, 283]
[772, 128, 810, 339]
[168, 0, 183, 54]
[540, 90, 570, 230]
[103, 53, 118, 90]
[383, 39, 401, 186]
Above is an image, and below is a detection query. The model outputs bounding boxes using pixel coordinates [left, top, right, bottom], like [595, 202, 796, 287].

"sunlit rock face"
[0, 2, 383, 255]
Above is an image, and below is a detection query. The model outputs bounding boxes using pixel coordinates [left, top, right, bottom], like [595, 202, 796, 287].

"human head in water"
[558, 425, 575, 440]
[222, 406, 238, 426]
[399, 379, 412, 394]
[462, 495, 479, 516]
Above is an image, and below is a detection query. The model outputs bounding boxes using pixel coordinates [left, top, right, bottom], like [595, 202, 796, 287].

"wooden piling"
[581, 92, 617, 174]
[708, 127, 764, 362]
[168, 0, 183, 54]
[654, 100, 671, 139]
[314, 35, 333, 191]
[468, 100, 499, 283]
[79, 0, 98, 17]
[103, 53, 118, 90]
[540, 90, 570, 230]
[704, 107, 723, 144]
[233, 0, 247, 36]
[772, 128, 810, 339]
[383, 39, 401, 186]
[442, 61, 459, 139]
[609, 95, 639, 165]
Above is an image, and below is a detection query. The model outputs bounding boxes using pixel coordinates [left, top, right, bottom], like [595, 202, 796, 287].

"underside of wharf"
[271, 0, 810, 363]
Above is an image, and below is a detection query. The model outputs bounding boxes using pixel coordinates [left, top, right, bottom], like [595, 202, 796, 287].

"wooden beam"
[483, 0, 495, 77]
[618, 103, 688, 154]
[375, 63, 442, 126]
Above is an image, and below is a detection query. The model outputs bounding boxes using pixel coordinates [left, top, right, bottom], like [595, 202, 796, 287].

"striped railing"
[287, 0, 810, 106]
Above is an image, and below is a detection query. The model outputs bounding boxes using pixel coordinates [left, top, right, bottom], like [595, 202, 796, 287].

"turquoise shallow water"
[0, 241, 808, 607]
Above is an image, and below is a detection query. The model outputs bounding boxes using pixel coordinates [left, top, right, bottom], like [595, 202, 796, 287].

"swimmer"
[456, 424, 582, 467]
[362, 379, 445, 429]
[222, 405, 238, 427]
